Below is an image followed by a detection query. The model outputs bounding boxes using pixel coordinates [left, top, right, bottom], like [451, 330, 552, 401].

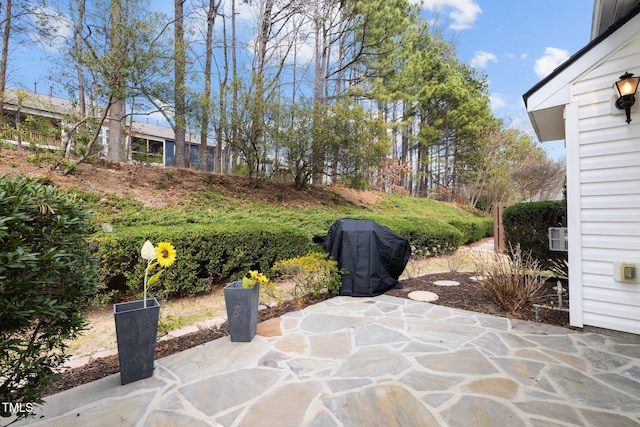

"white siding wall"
[571, 31, 640, 334]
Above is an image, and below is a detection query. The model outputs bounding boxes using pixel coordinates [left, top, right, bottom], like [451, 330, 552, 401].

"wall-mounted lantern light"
[613, 71, 640, 124]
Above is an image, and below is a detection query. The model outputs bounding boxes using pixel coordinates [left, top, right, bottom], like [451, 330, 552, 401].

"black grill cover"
[323, 218, 411, 297]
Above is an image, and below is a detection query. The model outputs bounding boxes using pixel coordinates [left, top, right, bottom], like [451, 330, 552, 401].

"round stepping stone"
[469, 275, 487, 282]
[408, 291, 439, 302]
[433, 280, 460, 287]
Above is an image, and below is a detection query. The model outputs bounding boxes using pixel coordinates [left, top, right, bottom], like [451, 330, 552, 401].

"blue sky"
[419, 0, 594, 159]
[10, 0, 595, 160]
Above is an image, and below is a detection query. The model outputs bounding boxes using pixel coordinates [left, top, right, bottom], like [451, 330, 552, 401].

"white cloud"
[489, 93, 507, 110]
[28, 6, 72, 52]
[418, 0, 482, 30]
[241, 1, 339, 67]
[534, 47, 569, 78]
[470, 50, 497, 68]
[221, 0, 258, 22]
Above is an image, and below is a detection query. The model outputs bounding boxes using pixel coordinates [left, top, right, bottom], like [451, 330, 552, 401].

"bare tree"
[199, 0, 222, 172]
[173, 0, 187, 167]
[106, 0, 126, 163]
[229, 0, 238, 173]
[73, 0, 86, 118]
[215, 1, 230, 173]
[511, 157, 566, 201]
[0, 0, 40, 121]
[44, 0, 173, 173]
[235, 0, 299, 180]
[0, 0, 13, 121]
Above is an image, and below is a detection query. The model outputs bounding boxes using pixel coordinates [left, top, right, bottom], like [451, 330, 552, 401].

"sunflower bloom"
[251, 270, 269, 284]
[156, 242, 177, 267]
[243, 270, 269, 288]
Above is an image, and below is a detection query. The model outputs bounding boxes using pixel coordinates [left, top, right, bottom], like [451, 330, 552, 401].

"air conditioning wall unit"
[548, 227, 568, 252]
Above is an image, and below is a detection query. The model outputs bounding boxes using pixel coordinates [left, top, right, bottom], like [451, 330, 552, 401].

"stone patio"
[9, 295, 640, 426]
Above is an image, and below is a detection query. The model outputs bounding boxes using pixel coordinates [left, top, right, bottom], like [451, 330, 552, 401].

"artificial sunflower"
[242, 270, 269, 288]
[156, 241, 177, 268]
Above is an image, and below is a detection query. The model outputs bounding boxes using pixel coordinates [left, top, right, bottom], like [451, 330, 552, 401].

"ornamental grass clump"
[474, 244, 547, 313]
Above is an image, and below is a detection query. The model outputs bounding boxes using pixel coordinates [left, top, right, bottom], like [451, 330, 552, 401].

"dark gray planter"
[224, 281, 259, 342]
[114, 298, 160, 385]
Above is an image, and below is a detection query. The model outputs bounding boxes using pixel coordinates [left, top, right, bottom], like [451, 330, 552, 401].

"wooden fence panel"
[493, 202, 513, 253]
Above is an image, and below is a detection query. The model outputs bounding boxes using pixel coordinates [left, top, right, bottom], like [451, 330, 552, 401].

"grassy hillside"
[0, 147, 490, 239]
[0, 146, 492, 300]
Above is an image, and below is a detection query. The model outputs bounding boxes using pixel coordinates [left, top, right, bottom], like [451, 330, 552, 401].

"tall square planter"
[114, 298, 160, 385]
[223, 281, 259, 342]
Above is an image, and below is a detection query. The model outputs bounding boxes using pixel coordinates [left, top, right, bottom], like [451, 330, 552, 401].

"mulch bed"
[387, 272, 570, 326]
[40, 273, 569, 397]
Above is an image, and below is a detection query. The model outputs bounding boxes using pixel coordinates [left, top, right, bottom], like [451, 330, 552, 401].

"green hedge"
[448, 217, 493, 244]
[375, 217, 465, 257]
[502, 200, 567, 270]
[93, 213, 493, 302]
[94, 222, 310, 301]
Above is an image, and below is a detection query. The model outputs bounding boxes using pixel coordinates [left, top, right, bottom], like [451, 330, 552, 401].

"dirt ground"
[388, 272, 569, 326]
[0, 147, 377, 210]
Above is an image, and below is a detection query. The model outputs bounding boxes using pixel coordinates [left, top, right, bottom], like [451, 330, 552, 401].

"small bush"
[447, 252, 465, 273]
[474, 244, 547, 313]
[0, 175, 97, 421]
[269, 252, 342, 302]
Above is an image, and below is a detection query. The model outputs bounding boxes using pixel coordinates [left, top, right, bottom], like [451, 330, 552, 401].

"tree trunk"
[246, 0, 273, 179]
[200, 0, 220, 172]
[311, 16, 325, 184]
[173, 0, 187, 168]
[107, 99, 125, 162]
[74, 0, 86, 119]
[401, 102, 411, 191]
[107, 0, 125, 163]
[230, 0, 238, 174]
[69, 0, 87, 157]
[0, 0, 13, 123]
[216, 2, 229, 174]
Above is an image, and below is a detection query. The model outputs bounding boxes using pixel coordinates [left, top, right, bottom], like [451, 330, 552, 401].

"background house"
[524, 1, 640, 335]
[2, 88, 73, 148]
[1, 88, 214, 171]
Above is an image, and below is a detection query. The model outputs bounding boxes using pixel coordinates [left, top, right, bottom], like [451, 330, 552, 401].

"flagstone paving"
[10, 295, 640, 426]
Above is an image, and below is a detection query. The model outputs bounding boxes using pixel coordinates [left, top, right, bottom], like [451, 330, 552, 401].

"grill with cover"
[324, 218, 411, 297]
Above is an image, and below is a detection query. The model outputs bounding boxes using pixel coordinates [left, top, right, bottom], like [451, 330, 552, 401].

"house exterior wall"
[569, 29, 640, 334]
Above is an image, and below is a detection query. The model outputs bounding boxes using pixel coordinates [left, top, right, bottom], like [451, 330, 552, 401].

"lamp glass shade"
[613, 74, 640, 97]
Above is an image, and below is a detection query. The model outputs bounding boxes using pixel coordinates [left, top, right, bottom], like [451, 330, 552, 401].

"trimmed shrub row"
[448, 217, 494, 244]
[374, 215, 492, 257]
[390, 218, 463, 256]
[95, 214, 493, 302]
[502, 200, 567, 271]
[290, 212, 492, 260]
[94, 222, 310, 302]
